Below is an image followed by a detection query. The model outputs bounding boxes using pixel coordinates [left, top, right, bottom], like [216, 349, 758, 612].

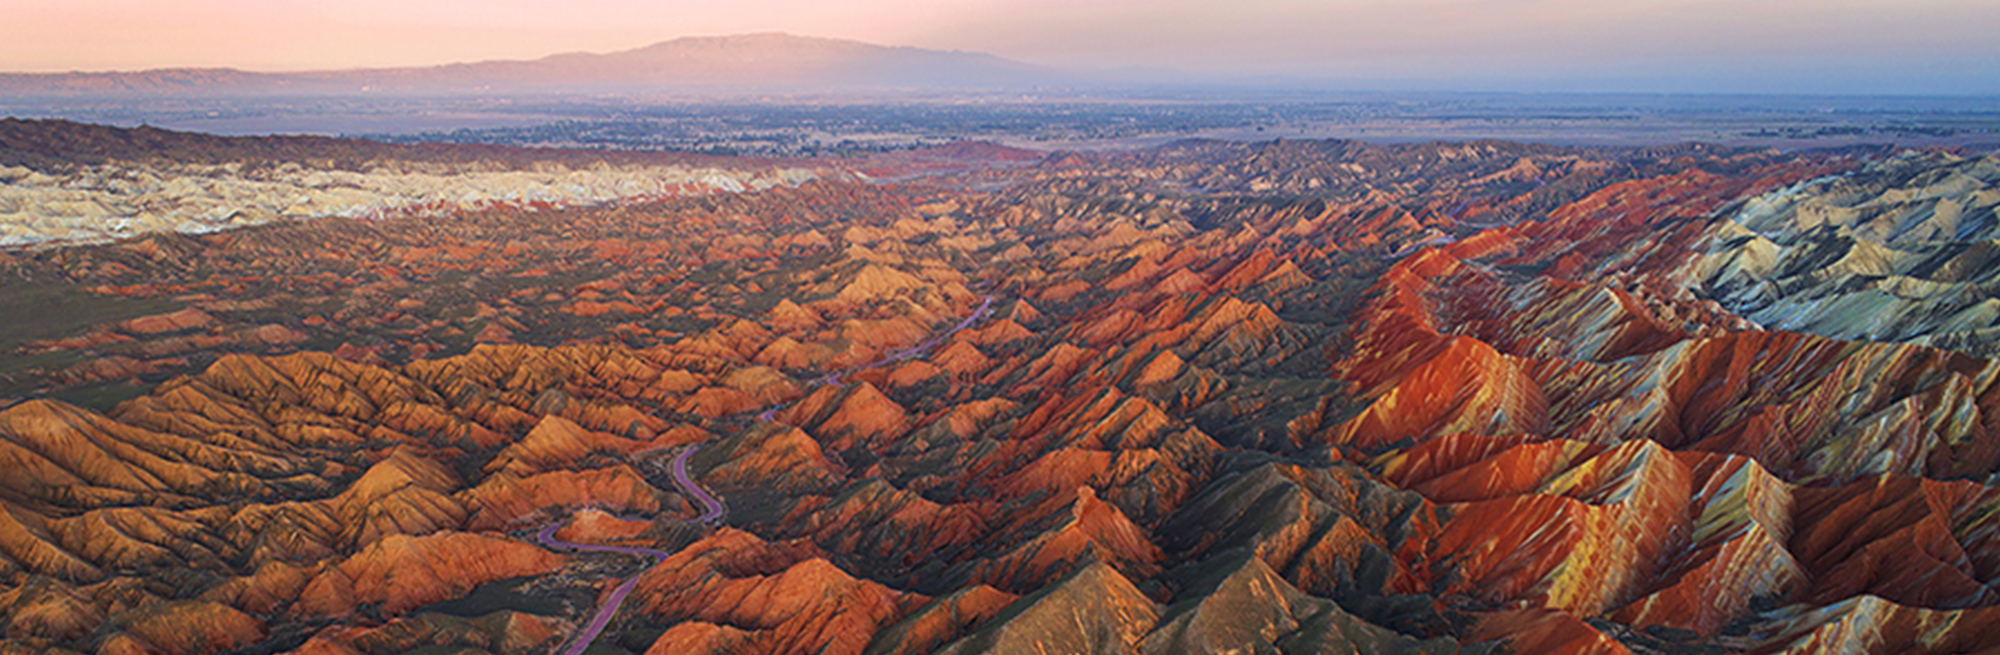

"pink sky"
[2, 0, 1996, 92]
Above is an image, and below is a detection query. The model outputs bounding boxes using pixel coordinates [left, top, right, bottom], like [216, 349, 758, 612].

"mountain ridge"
[0, 33, 1054, 96]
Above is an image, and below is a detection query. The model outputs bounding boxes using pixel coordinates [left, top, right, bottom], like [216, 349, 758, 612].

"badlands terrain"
[3, 118, 2000, 655]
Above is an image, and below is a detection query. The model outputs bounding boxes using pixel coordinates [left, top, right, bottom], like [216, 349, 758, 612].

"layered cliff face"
[3, 120, 1998, 655]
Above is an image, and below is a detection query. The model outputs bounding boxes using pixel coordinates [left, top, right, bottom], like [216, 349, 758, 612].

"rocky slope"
[2, 119, 1998, 655]
[1693, 151, 2000, 356]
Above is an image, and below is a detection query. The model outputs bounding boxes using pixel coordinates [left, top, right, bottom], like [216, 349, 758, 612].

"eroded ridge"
[4, 122, 2000, 655]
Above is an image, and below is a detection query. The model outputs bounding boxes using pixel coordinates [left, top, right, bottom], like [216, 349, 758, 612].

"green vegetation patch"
[0, 278, 182, 351]
[415, 575, 584, 618]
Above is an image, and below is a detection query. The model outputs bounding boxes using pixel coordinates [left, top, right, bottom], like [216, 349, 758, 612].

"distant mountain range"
[0, 33, 1056, 96]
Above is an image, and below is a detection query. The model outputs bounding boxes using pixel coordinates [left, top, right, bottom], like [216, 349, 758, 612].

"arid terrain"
[3, 118, 2000, 655]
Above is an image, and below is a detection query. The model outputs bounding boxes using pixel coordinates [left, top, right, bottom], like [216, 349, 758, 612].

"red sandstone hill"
[5, 121, 2000, 655]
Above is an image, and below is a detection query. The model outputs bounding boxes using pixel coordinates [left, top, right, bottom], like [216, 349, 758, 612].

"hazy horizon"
[4, 0, 1998, 95]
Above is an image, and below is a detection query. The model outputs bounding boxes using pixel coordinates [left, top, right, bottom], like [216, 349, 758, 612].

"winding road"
[535, 523, 674, 655]
[534, 294, 998, 655]
[756, 295, 995, 422]
[669, 445, 727, 524]
[876, 295, 996, 367]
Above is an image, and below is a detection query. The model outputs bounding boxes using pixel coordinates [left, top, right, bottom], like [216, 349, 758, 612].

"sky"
[2, 0, 1997, 94]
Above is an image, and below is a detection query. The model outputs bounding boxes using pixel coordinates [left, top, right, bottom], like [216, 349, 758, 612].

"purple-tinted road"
[669, 445, 726, 524]
[533, 444, 726, 655]
[867, 295, 994, 369]
[535, 522, 675, 655]
[748, 295, 995, 424]
[533, 295, 998, 653]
